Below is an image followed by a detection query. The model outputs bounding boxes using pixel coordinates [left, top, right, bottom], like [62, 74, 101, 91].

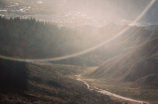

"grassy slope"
[88, 37, 158, 85]
[83, 33, 158, 103]
[0, 62, 122, 104]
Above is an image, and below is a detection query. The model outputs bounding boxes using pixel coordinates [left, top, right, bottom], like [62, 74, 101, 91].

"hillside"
[87, 27, 158, 88]
[1, 17, 158, 67]
[0, 17, 110, 66]
[0, 62, 122, 104]
[132, 73, 158, 88]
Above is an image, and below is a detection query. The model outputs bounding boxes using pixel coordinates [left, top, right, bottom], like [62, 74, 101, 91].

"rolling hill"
[87, 24, 158, 88]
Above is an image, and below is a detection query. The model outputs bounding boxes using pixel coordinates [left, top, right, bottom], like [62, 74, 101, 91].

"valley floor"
[0, 62, 122, 104]
[1, 62, 157, 104]
[81, 67, 158, 104]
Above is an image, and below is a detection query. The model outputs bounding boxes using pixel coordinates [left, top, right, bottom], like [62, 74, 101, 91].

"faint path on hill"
[76, 75, 150, 104]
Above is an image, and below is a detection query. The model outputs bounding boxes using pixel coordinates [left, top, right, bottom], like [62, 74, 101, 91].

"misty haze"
[0, 0, 158, 104]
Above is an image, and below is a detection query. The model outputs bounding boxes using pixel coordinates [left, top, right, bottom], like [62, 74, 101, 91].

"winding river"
[76, 75, 150, 104]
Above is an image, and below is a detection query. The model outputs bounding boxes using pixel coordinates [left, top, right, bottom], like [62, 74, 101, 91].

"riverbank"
[76, 75, 150, 104]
